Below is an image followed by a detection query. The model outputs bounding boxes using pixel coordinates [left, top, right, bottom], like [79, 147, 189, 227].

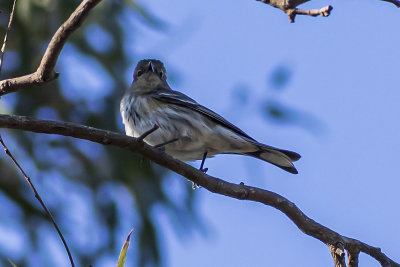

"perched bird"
[120, 59, 300, 173]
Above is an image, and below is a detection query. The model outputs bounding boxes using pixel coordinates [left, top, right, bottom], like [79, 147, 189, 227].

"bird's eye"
[137, 70, 144, 77]
[158, 71, 164, 79]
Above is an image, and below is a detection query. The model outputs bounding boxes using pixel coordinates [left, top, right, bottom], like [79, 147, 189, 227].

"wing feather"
[152, 90, 256, 141]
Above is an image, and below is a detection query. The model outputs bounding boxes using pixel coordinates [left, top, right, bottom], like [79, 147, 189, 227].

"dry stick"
[0, 114, 398, 267]
[0, 136, 75, 267]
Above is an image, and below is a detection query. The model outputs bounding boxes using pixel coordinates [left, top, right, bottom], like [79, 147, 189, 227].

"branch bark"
[288, 5, 333, 23]
[0, 0, 102, 96]
[329, 243, 346, 267]
[347, 248, 360, 267]
[0, 114, 398, 267]
[381, 0, 400, 7]
[256, 0, 333, 22]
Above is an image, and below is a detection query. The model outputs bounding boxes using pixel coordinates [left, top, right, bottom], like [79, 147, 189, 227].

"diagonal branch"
[0, 135, 75, 267]
[0, 0, 102, 96]
[0, 114, 398, 267]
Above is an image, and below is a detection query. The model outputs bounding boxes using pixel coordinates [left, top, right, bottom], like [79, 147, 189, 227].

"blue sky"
[127, 0, 400, 266]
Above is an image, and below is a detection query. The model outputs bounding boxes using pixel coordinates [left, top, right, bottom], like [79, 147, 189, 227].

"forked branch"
[0, 135, 75, 267]
[0, 0, 101, 96]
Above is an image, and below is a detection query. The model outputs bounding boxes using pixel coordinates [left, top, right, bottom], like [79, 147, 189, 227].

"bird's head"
[131, 59, 168, 93]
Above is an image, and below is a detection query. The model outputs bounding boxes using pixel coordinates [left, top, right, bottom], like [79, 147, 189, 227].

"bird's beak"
[147, 62, 154, 73]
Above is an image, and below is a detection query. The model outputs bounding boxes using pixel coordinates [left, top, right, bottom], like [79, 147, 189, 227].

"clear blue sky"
[127, 0, 400, 266]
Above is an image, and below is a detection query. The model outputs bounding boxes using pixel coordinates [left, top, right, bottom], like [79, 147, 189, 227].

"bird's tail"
[246, 145, 301, 174]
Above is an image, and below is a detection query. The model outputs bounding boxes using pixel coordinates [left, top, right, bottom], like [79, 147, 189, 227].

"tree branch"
[0, 114, 398, 267]
[0, 0, 102, 96]
[381, 0, 400, 7]
[256, 0, 332, 22]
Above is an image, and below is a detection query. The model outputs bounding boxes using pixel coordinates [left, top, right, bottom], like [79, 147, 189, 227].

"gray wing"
[152, 89, 256, 141]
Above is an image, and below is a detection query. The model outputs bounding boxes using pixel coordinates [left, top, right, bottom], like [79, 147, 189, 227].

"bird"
[120, 59, 300, 174]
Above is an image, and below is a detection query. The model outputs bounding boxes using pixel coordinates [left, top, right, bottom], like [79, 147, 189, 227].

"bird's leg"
[192, 151, 208, 189]
[199, 151, 208, 173]
[154, 138, 179, 151]
[137, 125, 159, 142]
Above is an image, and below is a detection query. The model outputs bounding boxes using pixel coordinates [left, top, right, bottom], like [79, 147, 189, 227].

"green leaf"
[117, 229, 134, 267]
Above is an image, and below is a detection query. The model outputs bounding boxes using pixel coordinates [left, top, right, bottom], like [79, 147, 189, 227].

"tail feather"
[247, 146, 300, 174]
[275, 148, 301, 162]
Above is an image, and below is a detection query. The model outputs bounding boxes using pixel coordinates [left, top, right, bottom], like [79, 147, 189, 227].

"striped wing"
[152, 90, 256, 141]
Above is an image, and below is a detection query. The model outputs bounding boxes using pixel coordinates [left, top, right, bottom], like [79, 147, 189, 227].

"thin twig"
[0, 135, 75, 267]
[0, 0, 17, 74]
[137, 125, 159, 142]
[0, 114, 398, 267]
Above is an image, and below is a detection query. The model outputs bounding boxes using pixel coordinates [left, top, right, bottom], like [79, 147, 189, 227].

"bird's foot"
[200, 167, 208, 173]
[192, 181, 201, 190]
[193, 156, 208, 189]
[155, 146, 165, 152]
[198, 151, 208, 174]
[137, 125, 159, 142]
